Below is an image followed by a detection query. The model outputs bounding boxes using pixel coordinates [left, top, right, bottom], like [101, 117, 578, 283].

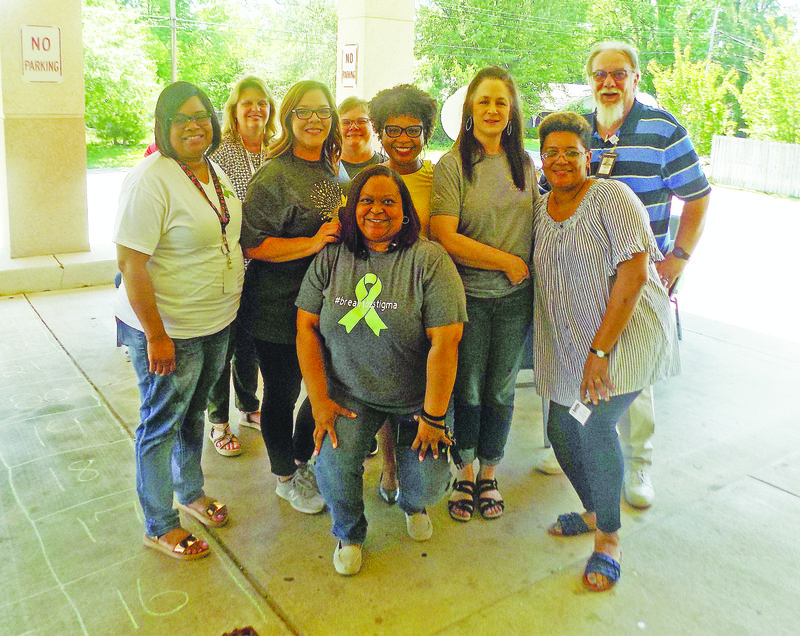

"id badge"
[596, 151, 618, 177]
[222, 266, 236, 293]
[569, 399, 592, 426]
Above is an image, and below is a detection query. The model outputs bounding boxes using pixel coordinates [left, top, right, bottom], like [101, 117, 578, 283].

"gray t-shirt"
[296, 239, 468, 412]
[240, 152, 348, 343]
[430, 149, 537, 298]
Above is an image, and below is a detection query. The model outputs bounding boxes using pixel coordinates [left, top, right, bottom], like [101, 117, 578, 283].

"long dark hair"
[154, 81, 221, 159]
[340, 165, 421, 258]
[268, 80, 342, 166]
[456, 66, 528, 191]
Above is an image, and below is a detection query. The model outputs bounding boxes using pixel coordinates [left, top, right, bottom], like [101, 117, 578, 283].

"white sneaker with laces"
[535, 447, 564, 475]
[624, 467, 654, 509]
[276, 469, 325, 514]
[405, 510, 433, 541]
[333, 542, 362, 575]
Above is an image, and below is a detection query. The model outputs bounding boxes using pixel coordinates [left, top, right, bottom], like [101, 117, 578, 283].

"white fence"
[711, 135, 800, 198]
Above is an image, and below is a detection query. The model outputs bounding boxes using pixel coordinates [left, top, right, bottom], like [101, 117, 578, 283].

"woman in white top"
[534, 111, 678, 591]
[430, 67, 537, 522]
[115, 82, 244, 560]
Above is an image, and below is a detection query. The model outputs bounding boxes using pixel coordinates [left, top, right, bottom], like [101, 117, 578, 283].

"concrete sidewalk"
[1, 183, 799, 634]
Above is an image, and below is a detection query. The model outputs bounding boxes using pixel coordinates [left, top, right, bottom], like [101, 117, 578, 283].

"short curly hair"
[538, 111, 592, 151]
[368, 84, 438, 144]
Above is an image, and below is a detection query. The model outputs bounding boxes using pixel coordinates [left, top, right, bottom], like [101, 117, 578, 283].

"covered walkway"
[1, 183, 799, 634]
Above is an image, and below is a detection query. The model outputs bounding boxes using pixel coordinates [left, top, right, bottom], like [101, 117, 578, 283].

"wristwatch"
[671, 246, 691, 261]
[589, 347, 610, 358]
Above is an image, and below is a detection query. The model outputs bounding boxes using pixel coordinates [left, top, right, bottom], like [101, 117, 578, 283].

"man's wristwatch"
[671, 246, 691, 261]
[589, 347, 610, 358]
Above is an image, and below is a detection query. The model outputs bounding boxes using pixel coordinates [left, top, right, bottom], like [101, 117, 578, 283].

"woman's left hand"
[311, 397, 356, 456]
[580, 354, 616, 405]
[411, 417, 452, 462]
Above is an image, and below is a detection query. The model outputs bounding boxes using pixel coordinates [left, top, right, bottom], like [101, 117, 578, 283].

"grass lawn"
[87, 143, 148, 169]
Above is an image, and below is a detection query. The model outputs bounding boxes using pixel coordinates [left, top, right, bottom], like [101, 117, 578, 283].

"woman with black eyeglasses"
[240, 80, 349, 515]
[115, 82, 244, 560]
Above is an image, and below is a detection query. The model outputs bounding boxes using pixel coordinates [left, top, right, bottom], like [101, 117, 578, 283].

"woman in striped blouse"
[533, 112, 678, 592]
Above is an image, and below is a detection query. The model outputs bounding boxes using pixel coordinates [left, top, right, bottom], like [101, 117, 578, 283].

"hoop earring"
[402, 216, 409, 225]
[505, 122, 513, 136]
[465, 116, 473, 132]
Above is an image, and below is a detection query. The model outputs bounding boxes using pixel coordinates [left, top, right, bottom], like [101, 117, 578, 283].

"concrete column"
[1, 0, 89, 259]
[336, 0, 415, 103]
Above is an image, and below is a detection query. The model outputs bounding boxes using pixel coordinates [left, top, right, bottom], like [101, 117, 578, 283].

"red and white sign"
[21, 25, 63, 84]
[341, 44, 358, 88]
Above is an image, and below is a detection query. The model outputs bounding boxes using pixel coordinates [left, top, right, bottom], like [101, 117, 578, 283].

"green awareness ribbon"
[338, 273, 388, 336]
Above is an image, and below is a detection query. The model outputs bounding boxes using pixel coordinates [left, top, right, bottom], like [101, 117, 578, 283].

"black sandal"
[447, 478, 475, 522]
[475, 478, 505, 520]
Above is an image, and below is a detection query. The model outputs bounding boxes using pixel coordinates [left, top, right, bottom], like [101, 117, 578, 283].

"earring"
[465, 116, 473, 131]
[402, 216, 409, 225]
[505, 122, 513, 136]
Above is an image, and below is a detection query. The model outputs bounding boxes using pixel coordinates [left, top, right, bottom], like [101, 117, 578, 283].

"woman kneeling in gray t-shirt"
[296, 165, 467, 576]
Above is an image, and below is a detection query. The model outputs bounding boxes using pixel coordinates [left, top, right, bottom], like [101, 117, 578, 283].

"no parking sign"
[21, 25, 63, 83]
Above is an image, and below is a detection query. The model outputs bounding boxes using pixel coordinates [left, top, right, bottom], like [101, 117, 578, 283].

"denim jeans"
[547, 391, 641, 534]
[453, 285, 533, 466]
[252, 339, 316, 477]
[315, 391, 451, 545]
[118, 321, 229, 538]
[206, 318, 260, 423]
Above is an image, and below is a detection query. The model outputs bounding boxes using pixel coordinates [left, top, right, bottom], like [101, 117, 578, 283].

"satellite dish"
[440, 85, 468, 141]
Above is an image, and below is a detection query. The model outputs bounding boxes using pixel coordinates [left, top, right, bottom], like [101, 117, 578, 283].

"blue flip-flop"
[548, 512, 594, 536]
[582, 551, 621, 592]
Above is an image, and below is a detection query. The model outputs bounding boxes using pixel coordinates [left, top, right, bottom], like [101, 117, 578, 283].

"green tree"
[83, 0, 160, 145]
[415, 0, 593, 117]
[739, 24, 800, 143]
[649, 43, 738, 154]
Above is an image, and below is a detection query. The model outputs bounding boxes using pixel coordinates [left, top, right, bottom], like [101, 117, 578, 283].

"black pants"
[253, 338, 315, 477]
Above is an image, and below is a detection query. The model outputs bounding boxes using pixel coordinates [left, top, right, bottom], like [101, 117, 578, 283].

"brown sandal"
[209, 423, 242, 457]
[240, 411, 261, 430]
[178, 498, 229, 527]
[143, 531, 209, 560]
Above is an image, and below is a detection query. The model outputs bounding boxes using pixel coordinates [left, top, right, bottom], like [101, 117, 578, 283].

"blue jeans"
[547, 391, 641, 534]
[207, 318, 260, 422]
[118, 321, 229, 538]
[315, 391, 451, 545]
[453, 285, 533, 466]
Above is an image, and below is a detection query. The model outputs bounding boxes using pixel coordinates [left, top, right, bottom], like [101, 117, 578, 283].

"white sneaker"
[276, 470, 325, 514]
[405, 511, 433, 541]
[333, 542, 362, 575]
[624, 467, 654, 509]
[535, 447, 564, 475]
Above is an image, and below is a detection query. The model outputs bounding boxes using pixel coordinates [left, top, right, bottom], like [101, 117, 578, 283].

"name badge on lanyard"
[597, 150, 618, 177]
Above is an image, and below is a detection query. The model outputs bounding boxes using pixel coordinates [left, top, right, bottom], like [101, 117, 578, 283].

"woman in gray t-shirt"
[296, 165, 467, 576]
[430, 66, 538, 522]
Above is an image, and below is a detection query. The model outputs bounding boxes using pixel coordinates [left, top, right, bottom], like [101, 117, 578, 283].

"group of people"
[114, 39, 710, 591]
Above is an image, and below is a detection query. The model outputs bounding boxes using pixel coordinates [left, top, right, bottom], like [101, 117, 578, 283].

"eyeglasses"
[292, 107, 333, 120]
[540, 149, 586, 162]
[171, 112, 212, 128]
[342, 118, 370, 129]
[591, 69, 631, 83]
[383, 125, 423, 138]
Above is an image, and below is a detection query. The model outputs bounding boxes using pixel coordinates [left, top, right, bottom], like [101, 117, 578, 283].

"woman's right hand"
[311, 396, 356, 455]
[146, 334, 176, 376]
[313, 220, 341, 252]
[503, 254, 530, 285]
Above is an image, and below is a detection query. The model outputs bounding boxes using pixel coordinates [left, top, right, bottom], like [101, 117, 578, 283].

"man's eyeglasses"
[171, 112, 212, 128]
[292, 107, 333, 120]
[383, 125, 423, 138]
[591, 69, 631, 83]
[342, 118, 370, 128]
[541, 149, 586, 162]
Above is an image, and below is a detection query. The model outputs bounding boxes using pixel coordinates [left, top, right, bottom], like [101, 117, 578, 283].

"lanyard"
[176, 158, 232, 264]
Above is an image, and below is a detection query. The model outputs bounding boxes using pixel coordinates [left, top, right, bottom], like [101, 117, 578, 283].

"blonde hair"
[220, 75, 278, 145]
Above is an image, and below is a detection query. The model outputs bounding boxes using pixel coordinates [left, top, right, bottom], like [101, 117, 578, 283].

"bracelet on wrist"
[419, 415, 447, 430]
[421, 408, 446, 422]
[589, 346, 611, 358]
